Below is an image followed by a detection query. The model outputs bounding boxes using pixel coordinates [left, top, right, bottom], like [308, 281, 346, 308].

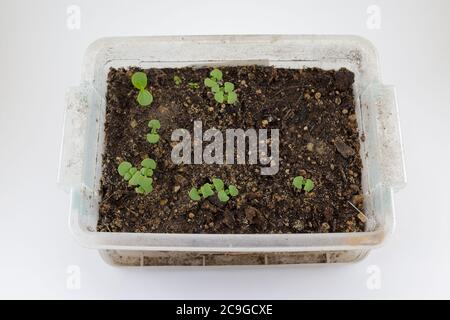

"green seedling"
[131, 71, 153, 107]
[189, 183, 213, 201]
[228, 185, 239, 197]
[303, 179, 315, 192]
[117, 158, 156, 194]
[212, 178, 224, 191]
[188, 82, 200, 89]
[292, 176, 315, 193]
[189, 178, 239, 203]
[210, 68, 223, 81]
[173, 75, 182, 86]
[200, 183, 215, 198]
[203, 68, 238, 104]
[188, 188, 201, 201]
[147, 119, 161, 144]
[217, 190, 230, 202]
[292, 176, 304, 189]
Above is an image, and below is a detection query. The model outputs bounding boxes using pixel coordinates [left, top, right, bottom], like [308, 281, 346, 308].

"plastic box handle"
[363, 84, 407, 191]
[57, 85, 88, 192]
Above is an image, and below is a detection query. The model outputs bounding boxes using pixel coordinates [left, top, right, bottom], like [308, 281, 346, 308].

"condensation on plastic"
[58, 35, 406, 265]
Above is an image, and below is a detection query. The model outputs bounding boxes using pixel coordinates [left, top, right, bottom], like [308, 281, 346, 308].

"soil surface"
[98, 66, 365, 234]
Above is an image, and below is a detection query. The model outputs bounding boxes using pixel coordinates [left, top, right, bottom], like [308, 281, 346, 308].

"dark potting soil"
[97, 66, 365, 234]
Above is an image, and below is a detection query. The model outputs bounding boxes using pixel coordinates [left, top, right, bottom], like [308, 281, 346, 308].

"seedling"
[203, 68, 238, 104]
[304, 179, 315, 192]
[292, 176, 315, 193]
[188, 82, 200, 89]
[173, 75, 182, 86]
[131, 71, 153, 107]
[189, 178, 239, 203]
[117, 158, 156, 194]
[147, 119, 161, 144]
[189, 183, 213, 201]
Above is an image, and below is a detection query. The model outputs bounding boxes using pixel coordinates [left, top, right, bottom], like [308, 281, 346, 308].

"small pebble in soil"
[352, 194, 364, 206]
[334, 138, 355, 158]
[321, 222, 330, 232]
[293, 220, 304, 231]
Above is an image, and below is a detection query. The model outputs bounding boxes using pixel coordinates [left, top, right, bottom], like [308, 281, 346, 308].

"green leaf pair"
[173, 75, 182, 86]
[292, 176, 315, 193]
[131, 72, 153, 107]
[117, 158, 157, 194]
[188, 82, 200, 89]
[147, 119, 161, 144]
[189, 178, 239, 203]
[203, 68, 238, 104]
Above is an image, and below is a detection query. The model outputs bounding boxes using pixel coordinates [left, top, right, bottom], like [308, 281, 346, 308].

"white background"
[1, 0, 449, 299]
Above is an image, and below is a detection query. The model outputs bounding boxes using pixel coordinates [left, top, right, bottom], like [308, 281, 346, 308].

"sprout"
[203, 68, 238, 105]
[204, 78, 216, 88]
[118, 161, 132, 176]
[217, 190, 230, 202]
[147, 119, 161, 144]
[189, 187, 201, 201]
[188, 183, 214, 201]
[292, 176, 304, 190]
[303, 179, 315, 192]
[228, 185, 239, 197]
[189, 178, 239, 203]
[128, 171, 144, 186]
[224, 82, 234, 92]
[210, 68, 223, 81]
[117, 158, 156, 195]
[131, 72, 153, 107]
[141, 158, 156, 170]
[173, 75, 182, 86]
[200, 183, 214, 198]
[212, 178, 224, 191]
[188, 82, 200, 89]
[293, 176, 315, 193]
[226, 91, 238, 104]
[131, 71, 147, 88]
[214, 91, 224, 103]
[137, 90, 153, 107]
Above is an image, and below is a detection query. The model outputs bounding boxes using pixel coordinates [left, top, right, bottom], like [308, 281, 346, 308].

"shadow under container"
[58, 35, 406, 266]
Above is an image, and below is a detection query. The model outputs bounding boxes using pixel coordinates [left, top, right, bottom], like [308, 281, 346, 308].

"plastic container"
[58, 35, 406, 266]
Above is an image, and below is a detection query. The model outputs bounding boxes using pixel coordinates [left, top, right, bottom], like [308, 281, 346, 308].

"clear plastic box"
[58, 35, 406, 266]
